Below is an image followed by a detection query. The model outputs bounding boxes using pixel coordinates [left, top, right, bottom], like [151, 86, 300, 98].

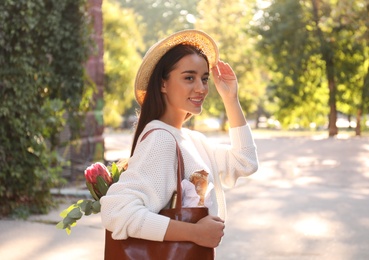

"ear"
[161, 81, 167, 93]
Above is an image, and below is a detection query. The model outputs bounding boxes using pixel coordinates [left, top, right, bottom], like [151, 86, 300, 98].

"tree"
[253, 0, 369, 135]
[310, 0, 339, 136]
[197, 0, 266, 129]
[252, 0, 329, 129]
[0, 0, 92, 216]
[336, 0, 369, 136]
[102, 0, 144, 128]
[118, 0, 199, 50]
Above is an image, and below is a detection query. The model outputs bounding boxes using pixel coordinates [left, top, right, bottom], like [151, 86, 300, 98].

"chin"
[190, 108, 203, 115]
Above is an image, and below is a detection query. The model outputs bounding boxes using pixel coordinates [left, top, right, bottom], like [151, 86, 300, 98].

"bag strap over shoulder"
[105, 128, 214, 260]
[140, 128, 184, 210]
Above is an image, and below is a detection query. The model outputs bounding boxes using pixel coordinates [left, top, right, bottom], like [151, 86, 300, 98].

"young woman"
[100, 30, 258, 249]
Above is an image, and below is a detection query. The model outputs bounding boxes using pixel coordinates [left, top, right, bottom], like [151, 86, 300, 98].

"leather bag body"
[104, 128, 215, 260]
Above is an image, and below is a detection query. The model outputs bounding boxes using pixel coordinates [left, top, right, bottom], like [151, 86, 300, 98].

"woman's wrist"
[164, 219, 197, 243]
[223, 98, 247, 128]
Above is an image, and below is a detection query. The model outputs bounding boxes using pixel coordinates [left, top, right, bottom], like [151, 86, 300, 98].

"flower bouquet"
[56, 162, 123, 234]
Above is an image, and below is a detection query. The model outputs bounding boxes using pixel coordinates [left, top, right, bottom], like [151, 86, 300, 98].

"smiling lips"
[189, 97, 204, 106]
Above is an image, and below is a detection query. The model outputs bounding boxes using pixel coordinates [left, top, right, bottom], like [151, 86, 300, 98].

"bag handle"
[140, 128, 184, 210]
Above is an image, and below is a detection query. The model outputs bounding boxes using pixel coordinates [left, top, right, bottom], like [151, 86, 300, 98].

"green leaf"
[65, 226, 71, 235]
[84, 200, 93, 216]
[92, 200, 101, 213]
[96, 175, 109, 196]
[76, 199, 89, 211]
[59, 204, 78, 218]
[86, 181, 100, 201]
[64, 216, 76, 225]
[111, 162, 120, 183]
[67, 207, 83, 220]
[56, 220, 65, 230]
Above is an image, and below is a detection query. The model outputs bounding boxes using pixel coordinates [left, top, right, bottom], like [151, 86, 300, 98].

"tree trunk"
[360, 59, 369, 135]
[311, 0, 338, 137]
[327, 65, 338, 136]
[356, 109, 362, 136]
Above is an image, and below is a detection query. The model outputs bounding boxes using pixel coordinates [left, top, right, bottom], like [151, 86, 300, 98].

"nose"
[194, 79, 208, 94]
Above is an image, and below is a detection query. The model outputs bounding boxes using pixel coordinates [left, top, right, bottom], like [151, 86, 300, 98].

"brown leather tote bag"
[104, 128, 215, 260]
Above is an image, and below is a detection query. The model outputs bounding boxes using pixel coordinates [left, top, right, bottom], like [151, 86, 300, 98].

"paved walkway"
[1, 132, 369, 259]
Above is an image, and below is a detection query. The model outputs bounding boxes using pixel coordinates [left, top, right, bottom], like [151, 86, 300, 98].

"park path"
[216, 135, 369, 259]
[0, 131, 368, 260]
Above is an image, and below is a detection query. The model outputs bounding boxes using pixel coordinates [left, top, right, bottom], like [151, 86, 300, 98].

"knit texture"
[100, 120, 258, 241]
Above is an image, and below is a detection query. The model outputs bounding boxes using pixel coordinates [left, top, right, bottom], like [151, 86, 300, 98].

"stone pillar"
[68, 0, 105, 180]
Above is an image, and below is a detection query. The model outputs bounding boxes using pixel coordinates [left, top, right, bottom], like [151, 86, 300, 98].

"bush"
[0, 0, 93, 217]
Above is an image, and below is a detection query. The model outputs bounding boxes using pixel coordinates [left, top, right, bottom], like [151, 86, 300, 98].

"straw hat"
[134, 29, 219, 106]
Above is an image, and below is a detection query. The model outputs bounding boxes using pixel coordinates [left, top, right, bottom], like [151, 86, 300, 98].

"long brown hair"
[130, 44, 209, 157]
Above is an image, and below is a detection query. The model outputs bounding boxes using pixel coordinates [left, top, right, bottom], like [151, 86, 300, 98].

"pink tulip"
[84, 162, 113, 185]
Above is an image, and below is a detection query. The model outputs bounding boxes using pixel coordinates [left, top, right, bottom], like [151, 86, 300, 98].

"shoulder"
[136, 122, 178, 154]
[129, 127, 178, 168]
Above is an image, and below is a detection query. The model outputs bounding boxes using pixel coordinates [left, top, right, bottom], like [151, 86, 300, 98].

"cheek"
[204, 85, 209, 96]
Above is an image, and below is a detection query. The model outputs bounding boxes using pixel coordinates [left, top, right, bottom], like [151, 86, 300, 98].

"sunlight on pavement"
[39, 248, 96, 260]
[313, 191, 340, 200]
[271, 180, 293, 188]
[336, 133, 351, 139]
[294, 176, 324, 186]
[312, 134, 327, 140]
[364, 171, 369, 179]
[293, 216, 331, 237]
[321, 159, 339, 167]
[363, 144, 369, 151]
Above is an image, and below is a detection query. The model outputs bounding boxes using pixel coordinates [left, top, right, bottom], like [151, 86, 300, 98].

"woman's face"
[160, 54, 209, 126]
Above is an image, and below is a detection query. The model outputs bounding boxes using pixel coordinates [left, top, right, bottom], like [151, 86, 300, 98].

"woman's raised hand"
[211, 60, 247, 127]
[211, 60, 239, 101]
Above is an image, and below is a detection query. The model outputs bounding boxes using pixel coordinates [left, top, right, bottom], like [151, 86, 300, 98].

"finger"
[218, 62, 234, 77]
[211, 216, 225, 223]
[211, 68, 222, 86]
[219, 221, 225, 231]
[211, 63, 220, 77]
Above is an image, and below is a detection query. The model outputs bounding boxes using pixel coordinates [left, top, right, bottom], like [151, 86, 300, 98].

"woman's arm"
[101, 130, 178, 240]
[164, 215, 225, 248]
[211, 61, 246, 128]
[101, 127, 226, 247]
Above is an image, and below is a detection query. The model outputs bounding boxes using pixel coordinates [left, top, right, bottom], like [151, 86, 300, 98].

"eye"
[185, 76, 194, 81]
[202, 77, 209, 84]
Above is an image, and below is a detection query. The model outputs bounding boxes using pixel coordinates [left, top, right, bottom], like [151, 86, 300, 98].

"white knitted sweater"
[100, 120, 258, 241]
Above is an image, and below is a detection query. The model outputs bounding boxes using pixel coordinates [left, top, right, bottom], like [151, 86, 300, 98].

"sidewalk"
[1, 133, 369, 259]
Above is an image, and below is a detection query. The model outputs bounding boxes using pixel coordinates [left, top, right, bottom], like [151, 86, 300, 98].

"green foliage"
[118, 0, 198, 49]
[253, 0, 369, 131]
[102, 0, 369, 133]
[0, 0, 92, 216]
[57, 162, 123, 234]
[110, 162, 122, 183]
[197, 0, 265, 128]
[115, 0, 267, 128]
[102, 0, 143, 128]
[253, 0, 321, 126]
[56, 199, 101, 234]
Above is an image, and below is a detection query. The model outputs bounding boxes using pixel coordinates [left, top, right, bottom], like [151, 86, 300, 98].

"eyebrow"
[181, 70, 210, 76]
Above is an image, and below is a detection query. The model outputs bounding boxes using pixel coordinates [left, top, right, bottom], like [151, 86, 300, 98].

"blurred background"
[1, 0, 368, 224]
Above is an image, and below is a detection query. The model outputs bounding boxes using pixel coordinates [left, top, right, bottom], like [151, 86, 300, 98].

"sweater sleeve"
[207, 124, 258, 188]
[100, 130, 178, 241]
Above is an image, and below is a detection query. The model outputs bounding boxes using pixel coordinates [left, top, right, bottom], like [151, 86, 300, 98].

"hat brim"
[134, 29, 219, 106]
